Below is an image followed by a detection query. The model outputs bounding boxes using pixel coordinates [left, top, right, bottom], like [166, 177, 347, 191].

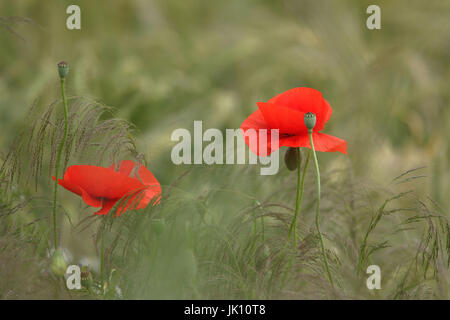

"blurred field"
[0, 0, 449, 299]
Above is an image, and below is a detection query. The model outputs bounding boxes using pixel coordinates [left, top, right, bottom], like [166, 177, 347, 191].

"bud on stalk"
[284, 147, 301, 171]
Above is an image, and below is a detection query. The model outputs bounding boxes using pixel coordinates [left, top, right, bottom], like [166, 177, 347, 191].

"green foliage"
[0, 0, 449, 299]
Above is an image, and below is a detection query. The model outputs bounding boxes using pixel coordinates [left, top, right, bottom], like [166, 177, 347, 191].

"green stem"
[52, 78, 69, 249]
[308, 130, 334, 288]
[100, 230, 105, 283]
[252, 218, 257, 270]
[280, 149, 311, 287]
[288, 149, 311, 247]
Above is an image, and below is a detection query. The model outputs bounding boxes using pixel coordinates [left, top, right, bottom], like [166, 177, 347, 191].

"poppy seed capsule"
[50, 249, 67, 277]
[284, 147, 301, 171]
[304, 112, 316, 131]
[57, 61, 69, 79]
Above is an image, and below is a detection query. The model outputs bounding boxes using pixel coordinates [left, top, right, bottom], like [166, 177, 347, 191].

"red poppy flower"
[240, 87, 347, 155]
[53, 160, 161, 216]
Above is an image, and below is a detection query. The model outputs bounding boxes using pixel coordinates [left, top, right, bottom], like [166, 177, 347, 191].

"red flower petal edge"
[52, 160, 161, 216]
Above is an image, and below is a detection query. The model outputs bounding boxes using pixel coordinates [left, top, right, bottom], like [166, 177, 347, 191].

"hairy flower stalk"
[305, 112, 334, 288]
[52, 61, 70, 249]
[287, 147, 310, 247]
[281, 147, 311, 287]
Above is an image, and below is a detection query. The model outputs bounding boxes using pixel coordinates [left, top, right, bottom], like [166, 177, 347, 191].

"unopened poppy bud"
[50, 249, 67, 277]
[304, 112, 316, 131]
[57, 61, 69, 79]
[81, 266, 93, 289]
[284, 147, 301, 171]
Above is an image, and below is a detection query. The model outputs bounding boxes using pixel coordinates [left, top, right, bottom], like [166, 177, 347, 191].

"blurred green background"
[1, 0, 449, 199]
[1, 0, 449, 299]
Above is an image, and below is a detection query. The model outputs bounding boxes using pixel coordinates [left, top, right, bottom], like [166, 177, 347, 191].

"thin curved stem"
[100, 230, 105, 284]
[279, 149, 311, 288]
[308, 130, 334, 288]
[52, 78, 69, 249]
[288, 148, 311, 247]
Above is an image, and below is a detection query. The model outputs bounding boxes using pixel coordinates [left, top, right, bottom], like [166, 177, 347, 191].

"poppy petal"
[115, 188, 161, 216]
[322, 100, 333, 126]
[110, 160, 161, 189]
[240, 110, 281, 156]
[257, 102, 306, 134]
[111, 159, 161, 204]
[116, 189, 146, 216]
[109, 160, 135, 176]
[94, 198, 118, 215]
[53, 176, 82, 196]
[241, 109, 269, 132]
[55, 176, 104, 207]
[278, 132, 347, 154]
[79, 189, 102, 207]
[241, 109, 268, 155]
[267, 87, 332, 131]
[137, 164, 161, 189]
[62, 165, 144, 200]
[312, 132, 347, 154]
[54, 161, 161, 216]
[107, 160, 162, 215]
[277, 134, 311, 149]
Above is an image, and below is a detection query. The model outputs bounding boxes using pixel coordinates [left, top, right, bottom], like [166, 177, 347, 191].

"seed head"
[304, 112, 316, 131]
[57, 61, 69, 79]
